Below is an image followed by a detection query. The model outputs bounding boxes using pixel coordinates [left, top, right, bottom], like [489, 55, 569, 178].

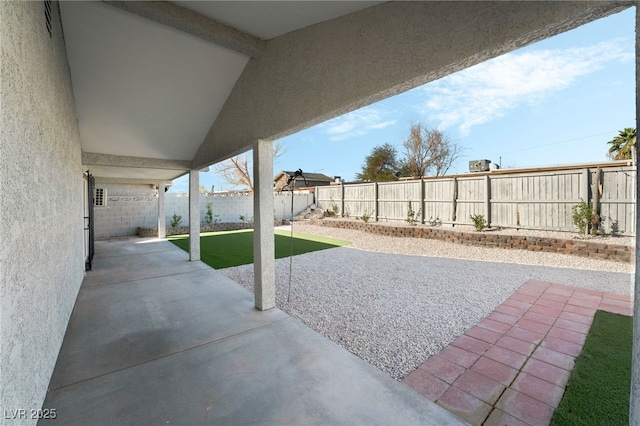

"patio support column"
[157, 182, 166, 238]
[631, 5, 640, 424]
[253, 139, 275, 310]
[189, 170, 200, 261]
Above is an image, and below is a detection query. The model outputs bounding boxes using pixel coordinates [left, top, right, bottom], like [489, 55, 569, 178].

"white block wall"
[93, 184, 158, 239]
[166, 192, 315, 225]
[94, 185, 315, 239]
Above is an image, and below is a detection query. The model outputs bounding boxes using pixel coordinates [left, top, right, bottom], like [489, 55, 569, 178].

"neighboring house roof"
[274, 171, 335, 191]
[274, 171, 334, 183]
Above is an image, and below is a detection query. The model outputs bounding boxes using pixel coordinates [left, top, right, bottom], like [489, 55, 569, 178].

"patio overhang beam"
[82, 152, 192, 171]
[102, 1, 265, 58]
[93, 177, 172, 186]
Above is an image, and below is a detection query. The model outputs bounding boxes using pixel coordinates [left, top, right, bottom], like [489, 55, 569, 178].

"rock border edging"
[311, 218, 634, 264]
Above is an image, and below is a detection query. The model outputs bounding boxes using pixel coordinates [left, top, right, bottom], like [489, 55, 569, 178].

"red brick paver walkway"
[403, 279, 633, 425]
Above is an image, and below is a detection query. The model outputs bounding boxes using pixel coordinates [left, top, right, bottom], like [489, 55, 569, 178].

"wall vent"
[44, 0, 52, 38]
[94, 188, 107, 207]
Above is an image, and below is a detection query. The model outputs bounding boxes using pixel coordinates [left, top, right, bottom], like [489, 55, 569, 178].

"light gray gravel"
[220, 225, 633, 381]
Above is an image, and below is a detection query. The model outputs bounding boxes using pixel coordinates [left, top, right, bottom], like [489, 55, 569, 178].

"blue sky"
[172, 7, 635, 193]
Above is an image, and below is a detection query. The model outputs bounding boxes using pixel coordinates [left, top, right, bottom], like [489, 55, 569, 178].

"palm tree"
[607, 128, 636, 161]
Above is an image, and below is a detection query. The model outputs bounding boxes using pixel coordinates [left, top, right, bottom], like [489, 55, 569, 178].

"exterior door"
[83, 171, 95, 271]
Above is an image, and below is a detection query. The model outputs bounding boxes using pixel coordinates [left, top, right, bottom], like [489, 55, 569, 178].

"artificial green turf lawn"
[168, 229, 351, 269]
[551, 310, 632, 426]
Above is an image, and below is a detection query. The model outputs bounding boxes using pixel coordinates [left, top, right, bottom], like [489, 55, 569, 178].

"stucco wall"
[1, 2, 85, 423]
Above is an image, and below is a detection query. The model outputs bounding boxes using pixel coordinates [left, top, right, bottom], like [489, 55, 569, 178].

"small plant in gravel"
[470, 214, 486, 231]
[406, 201, 421, 226]
[610, 219, 621, 237]
[572, 199, 594, 236]
[171, 213, 182, 228]
[325, 197, 340, 217]
[360, 211, 373, 223]
[428, 216, 442, 226]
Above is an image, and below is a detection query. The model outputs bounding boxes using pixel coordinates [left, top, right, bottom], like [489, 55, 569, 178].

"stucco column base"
[253, 139, 275, 310]
[189, 170, 200, 261]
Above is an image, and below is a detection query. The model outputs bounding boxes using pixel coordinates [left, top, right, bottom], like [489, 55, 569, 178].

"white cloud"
[421, 40, 633, 136]
[370, 120, 397, 130]
[321, 107, 397, 141]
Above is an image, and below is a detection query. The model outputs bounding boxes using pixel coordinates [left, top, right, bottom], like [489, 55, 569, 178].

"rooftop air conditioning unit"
[469, 159, 491, 172]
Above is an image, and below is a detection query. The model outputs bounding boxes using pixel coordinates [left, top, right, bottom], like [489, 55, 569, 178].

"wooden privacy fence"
[316, 163, 636, 236]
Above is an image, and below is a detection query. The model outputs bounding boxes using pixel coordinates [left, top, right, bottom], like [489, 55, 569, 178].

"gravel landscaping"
[219, 223, 634, 381]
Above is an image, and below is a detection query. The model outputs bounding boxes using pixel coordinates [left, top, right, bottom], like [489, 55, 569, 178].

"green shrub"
[361, 211, 373, 223]
[323, 196, 340, 217]
[470, 214, 486, 231]
[572, 199, 594, 235]
[406, 201, 420, 226]
[171, 213, 182, 228]
[331, 203, 339, 216]
[205, 202, 213, 224]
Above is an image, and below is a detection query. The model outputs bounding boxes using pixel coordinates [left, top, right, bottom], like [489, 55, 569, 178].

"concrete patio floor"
[40, 238, 464, 425]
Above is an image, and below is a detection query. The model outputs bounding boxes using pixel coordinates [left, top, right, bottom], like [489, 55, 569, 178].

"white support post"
[630, 6, 640, 423]
[189, 170, 200, 261]
[157, 182, 166, 238]
[253, 139, 275, 310]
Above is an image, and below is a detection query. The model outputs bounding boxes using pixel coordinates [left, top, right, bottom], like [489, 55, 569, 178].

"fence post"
[314, 186, 318, 209]
[373, 182, 378, 222]
[452, 177, 458, 223]
[580, 168, 590, 204]
[592, 168, 602, 233]
[340, 183, 345, 217]
[420, 178, 425, 224]
[484, 174, 491, 226]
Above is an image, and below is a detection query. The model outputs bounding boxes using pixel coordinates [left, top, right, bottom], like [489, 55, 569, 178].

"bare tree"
[401, 123, 463, 178]
[213, 141, 284, 191]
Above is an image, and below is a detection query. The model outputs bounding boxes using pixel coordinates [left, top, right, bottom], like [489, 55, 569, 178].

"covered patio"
[40, 238, 462, 425]
[3, 2, 640, 424]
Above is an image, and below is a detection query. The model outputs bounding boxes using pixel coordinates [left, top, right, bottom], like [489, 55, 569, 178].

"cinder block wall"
[164, 192, 315, 225]
[1, 2, 85, 421]
[93, 184, 158, 239]
[94, 188, 315, 239]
